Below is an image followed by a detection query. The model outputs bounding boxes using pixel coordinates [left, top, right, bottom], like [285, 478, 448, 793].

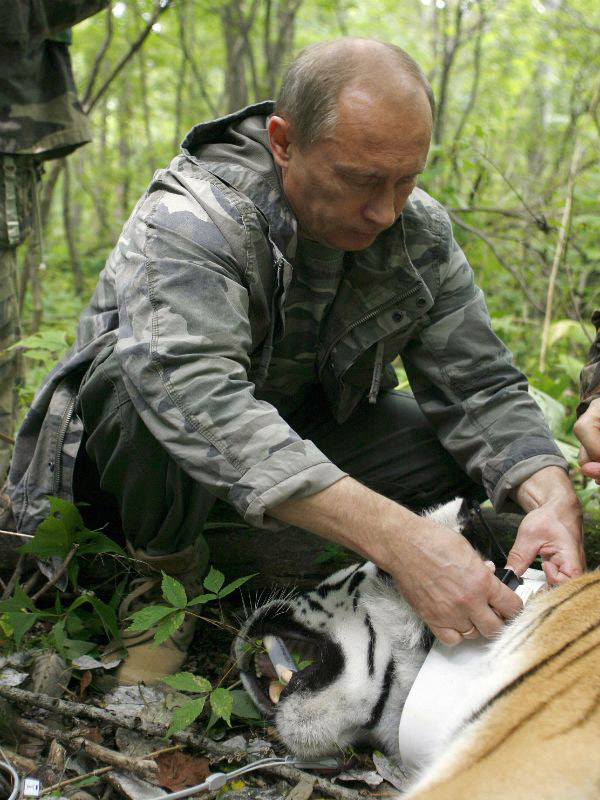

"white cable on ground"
[146, 755, 338, 800]
[0, 760, 20, 800]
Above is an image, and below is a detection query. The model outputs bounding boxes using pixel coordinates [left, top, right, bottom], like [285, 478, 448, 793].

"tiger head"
[234, 497, 474, 759]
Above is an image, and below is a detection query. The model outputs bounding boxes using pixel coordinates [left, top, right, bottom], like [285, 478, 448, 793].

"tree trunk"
[61, 159, 83, 297]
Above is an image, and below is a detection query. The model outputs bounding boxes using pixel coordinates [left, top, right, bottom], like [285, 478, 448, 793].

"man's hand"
[507, 466, 585, 584]
[388, 518, 522, 646]
[573, 397, 600, 484]
[271, 476, 522, 647]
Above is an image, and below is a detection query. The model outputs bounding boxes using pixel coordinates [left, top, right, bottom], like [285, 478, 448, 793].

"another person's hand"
[506, 466, 585, 584]
[574, 397, 600, 484]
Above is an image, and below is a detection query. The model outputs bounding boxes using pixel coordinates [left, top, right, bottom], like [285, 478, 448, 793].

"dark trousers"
[75, 350, 483, 556]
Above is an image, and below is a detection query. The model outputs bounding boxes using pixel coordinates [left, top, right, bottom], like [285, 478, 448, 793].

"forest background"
[16, 0, 600, 511]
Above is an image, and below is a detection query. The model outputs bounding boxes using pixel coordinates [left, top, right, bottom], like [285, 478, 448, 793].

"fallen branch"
[15, 717, 158, 783]
[1, 554, 24, 600]
[40, 744, 182, 796]
[0, 685, 363, 800]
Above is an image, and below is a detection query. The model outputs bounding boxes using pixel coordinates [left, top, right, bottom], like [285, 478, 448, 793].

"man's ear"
[268, 115, 293, 168]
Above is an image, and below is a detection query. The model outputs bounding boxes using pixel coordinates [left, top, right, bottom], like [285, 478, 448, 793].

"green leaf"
[7, 331, 68, 352]
[52, 618, 67, 657]
[162, 672, 212, 694]
[210, 687, 233, 726]
[203, 567, 225, 594]
[187, 593, 217, 606]
[63, 638, 97, 661]
[216, 574, 257, 599]
[48, 496, 84, 537]
[153, 610, 185, 646]
[75, 529, 126, 556]
[18, 515, 71, 558]
[230, 689, 262, 720]
[0, 585, 37, 613]
[161, 573, 187, 609]
[67, 594, 121, 641]
[165, 697, 206, 737]
[4, 612, 36, 647]
[125, 605, 175, 632]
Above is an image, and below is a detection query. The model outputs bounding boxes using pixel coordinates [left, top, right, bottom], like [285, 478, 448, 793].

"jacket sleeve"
[401, 210, 568, 512]
[0, 1, 108, 47]
[577, 310, 600, 417]
[112, 168, 346, 530]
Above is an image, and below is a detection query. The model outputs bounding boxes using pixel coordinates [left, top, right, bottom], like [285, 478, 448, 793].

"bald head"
[275, 38, 435, 149]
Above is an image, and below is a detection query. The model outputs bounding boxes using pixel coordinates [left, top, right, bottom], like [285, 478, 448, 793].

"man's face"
[269, 83, 432, 251]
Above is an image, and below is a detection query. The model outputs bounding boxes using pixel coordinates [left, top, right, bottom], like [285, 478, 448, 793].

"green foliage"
[0, 497, 128, 656]
[314, 541, 354, 566]
[126, 567, 256, 649]
[123, 566, 256, 736]
[18, 496, 126, 589]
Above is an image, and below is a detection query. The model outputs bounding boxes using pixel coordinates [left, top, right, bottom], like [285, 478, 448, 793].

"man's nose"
[362, 186, 398, 229]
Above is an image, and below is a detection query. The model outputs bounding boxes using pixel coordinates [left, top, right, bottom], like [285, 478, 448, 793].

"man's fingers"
[581, 461, 600, 479]
[488, 577, 523, 620]
[577, 445, 590, 466]
[430, 625, 463, 647]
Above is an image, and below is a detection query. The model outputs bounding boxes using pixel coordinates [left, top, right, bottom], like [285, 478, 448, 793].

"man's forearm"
[270, 475, 419, 569]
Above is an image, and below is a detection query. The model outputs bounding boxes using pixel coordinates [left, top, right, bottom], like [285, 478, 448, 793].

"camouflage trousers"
[0, 155, 33, 481]
[75, 349, 483, 557]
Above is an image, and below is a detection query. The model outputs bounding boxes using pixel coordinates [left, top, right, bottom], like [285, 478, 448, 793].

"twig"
[31, 544, 79, 602]
[0, 432, 15, 446]
[2, 554, 24, 600]
[539, 140, 583, 372]
[85, 0, 172, 114]
[81, 1, 114, 107]
[0, 684, 247, 760]
[0, 685, 362, 799]
[15, 718, 158, 782]
[0, 529, 33, 539]
[447, 210, 543, 311]
[470, 146, 550, 232]
[41, 744, 182, 796]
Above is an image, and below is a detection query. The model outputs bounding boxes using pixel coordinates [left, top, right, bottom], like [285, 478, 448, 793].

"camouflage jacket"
[8, 103, 567, 534]
[0, 1, 108, 158]
[577, 310, 600, 416]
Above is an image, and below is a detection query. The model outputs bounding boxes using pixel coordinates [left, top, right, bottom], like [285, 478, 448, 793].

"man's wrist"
[511, 465, 579, 514]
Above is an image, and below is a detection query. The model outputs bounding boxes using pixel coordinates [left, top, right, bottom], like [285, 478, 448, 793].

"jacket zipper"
[53, 393, 77, 495]
[320, 283, 422, 373]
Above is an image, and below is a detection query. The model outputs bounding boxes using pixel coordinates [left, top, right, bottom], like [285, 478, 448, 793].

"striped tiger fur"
[236, 499, 600, 798]
[403, 570, 600, 799]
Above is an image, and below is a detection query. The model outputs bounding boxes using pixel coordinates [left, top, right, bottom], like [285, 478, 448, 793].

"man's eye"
[348, 175, 376, 187]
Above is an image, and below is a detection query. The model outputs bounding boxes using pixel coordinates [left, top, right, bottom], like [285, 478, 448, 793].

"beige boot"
[112, 539, 209, 685]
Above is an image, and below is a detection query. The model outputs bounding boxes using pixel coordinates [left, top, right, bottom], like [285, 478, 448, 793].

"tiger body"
[236, 500, 600, 797]
[403, 571, 600, 799]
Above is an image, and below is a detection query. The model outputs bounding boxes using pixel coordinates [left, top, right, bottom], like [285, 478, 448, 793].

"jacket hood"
[180, 101, 297, 259]
[181, 101, 278, 186]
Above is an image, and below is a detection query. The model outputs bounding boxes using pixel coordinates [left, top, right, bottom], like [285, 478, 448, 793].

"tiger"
[235, 499, 600, 798]
[402, 570, 600, 799]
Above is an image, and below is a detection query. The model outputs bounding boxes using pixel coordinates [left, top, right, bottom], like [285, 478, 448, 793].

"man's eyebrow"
[335, 165, 424, 180]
